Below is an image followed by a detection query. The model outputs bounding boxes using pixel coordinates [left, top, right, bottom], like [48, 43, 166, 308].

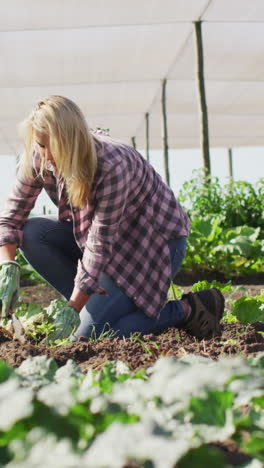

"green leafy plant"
[177, 171, 264, 278]
[191, 280, 232, 293]
[1, 354, 263, 467]
[232, 296, 264, 324]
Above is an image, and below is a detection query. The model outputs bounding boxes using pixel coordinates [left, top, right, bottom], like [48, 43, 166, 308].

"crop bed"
[1, 279, 264, 371]
[1, 278, 264, 467]
[1, 312, 264, 372]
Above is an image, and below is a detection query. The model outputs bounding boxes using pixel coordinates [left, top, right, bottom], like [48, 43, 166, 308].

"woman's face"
[34, 130, 55, 165]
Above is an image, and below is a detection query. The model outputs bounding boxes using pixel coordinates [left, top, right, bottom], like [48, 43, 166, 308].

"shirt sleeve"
[74, 161, 130, 295]
[0, 175, 43, 247]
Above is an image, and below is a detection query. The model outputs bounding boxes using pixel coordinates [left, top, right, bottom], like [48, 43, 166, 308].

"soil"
[1, 274, 264, 467]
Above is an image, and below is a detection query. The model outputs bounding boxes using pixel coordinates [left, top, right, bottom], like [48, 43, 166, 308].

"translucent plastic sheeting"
[1, 0, 264, 154]
[1, 0, 210, 30]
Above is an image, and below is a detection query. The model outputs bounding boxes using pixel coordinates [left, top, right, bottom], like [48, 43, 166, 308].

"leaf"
[232, 297, 264, 324]
[0, 379, 33, 431]
[230, 235, 255, 257]
[44, 299, 67, 320]
[21, 302, 43, 320]
[239, 226, 261, 243]
[95, 361, 132, 394]
[0, 360, 13, 383]
[177, 445, 227, 468]
[191, 218, 214, 238]
[16, 356, 58, 389]
[192, 280, 232, 293]
[55, 359, 84, 383]
[83, 421, 191, 468]
[222, 312, 239, 323]
[207, 216, 223, 243]
[189, 390, 234, 426]
[249, 352, 264, 369]
[8, 430, 83, 467]
[38, 381, 76, 416]
[252, 396, 264, 409]
[242, 430, 264, 461]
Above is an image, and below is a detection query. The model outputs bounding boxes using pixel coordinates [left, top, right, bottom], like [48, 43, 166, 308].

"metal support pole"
[161, 79, 170, 186]
[194, 21, 211, 179]
[131, 136, 136, 149]
[228, 148, 234, 183]
[145, 112, 150, 162]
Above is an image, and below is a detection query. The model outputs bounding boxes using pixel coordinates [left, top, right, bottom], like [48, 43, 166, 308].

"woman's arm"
[0, 175, 43, 248]
[0, 243, 17, 262]
[68, 285, 90, 312]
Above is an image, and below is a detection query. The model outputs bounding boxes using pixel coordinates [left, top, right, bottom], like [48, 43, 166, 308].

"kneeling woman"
[0, 96, 224, 342]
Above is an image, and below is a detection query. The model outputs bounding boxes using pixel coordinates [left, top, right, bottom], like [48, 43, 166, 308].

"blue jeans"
[20, 216, 187, 339]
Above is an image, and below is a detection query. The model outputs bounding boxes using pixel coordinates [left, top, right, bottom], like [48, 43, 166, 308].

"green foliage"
[93, 361, 135, 394]
[232, 296, 264, 324]
[15, 301, 63, 341]
[189, 390, 235, 426]
[0, 354, 264, 467]
[88, 322, 118, 342]
[0, 361, 13, 383]
[191, 280, 232, 293]
[177, 445, 227, 468]
[178, 170, 264, 230]
[168, 282, 183, 300]
[178, 171, 264, 277]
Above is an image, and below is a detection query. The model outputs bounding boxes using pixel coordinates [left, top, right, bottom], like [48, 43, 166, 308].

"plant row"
[0, 352, 264, 468]
[178, 173, 264, 277]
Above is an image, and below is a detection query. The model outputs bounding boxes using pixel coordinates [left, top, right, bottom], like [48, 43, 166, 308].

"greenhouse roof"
[1, 0, 264, 154]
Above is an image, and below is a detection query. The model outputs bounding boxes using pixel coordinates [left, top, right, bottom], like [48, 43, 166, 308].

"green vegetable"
[0, 353, 264, 466]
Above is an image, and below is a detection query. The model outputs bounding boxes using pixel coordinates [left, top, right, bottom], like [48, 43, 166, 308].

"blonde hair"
[18, 95, 98, 208]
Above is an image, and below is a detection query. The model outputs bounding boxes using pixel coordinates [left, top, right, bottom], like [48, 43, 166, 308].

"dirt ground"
[0, 275, 264, 467]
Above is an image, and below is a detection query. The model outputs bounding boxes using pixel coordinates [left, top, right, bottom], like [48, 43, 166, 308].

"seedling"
[220, 339, 238, 346]
[161, 347, 173, 357]
[89, 323, 118, 342]
[168, 282, 183, 300]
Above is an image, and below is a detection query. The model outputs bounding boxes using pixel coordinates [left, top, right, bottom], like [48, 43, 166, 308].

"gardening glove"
[0, 261, 20, 318]
[47, 305, 81, 342]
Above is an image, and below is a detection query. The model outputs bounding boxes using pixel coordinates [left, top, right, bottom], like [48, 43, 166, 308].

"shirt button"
[117, 280, 120, 285]
[133, 296, 137, 300]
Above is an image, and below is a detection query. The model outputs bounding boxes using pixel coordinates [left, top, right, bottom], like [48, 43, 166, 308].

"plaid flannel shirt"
[0, 134, 190, 319]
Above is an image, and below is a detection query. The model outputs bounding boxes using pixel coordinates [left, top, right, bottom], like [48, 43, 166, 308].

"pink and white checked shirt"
[0, 134, 190, 319]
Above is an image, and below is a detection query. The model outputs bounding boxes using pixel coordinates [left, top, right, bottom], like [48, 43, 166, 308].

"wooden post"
[145, 112, 150, 162]
[162, 79, 170, 186]
[228, 148, 234, 184]
[194, 21, 211, 179]
[131, 136, 136, 149]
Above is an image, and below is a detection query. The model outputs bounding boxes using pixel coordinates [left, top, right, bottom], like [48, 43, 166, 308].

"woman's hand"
[47, 305, 80, 342]
[46, 287, 90, 342]
[0, 261, 20, 318]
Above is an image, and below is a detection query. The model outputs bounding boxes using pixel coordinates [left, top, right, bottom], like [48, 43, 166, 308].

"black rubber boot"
[181, 288, 225, 339]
